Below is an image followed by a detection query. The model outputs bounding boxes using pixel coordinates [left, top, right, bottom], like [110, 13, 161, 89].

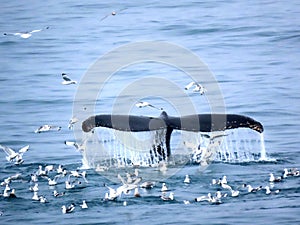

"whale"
[82, 111, 263, 158]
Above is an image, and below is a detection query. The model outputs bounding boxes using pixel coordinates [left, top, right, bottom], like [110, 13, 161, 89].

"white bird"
[3, 26, 49, 39]
[65, 181, 75, 190]
[61, 73, 77, 85]
[39, 196, 48, 203]
[0, 144, 29, 165]
[264, 186, 280, 195]
[34, 125, 61, 133]
[195, 193, 212, 202]
[140, 181, 155, 189]
[230, 189, 239, 197]
[161, 183, 168, 192]
[36, 165, 48, 176]
[53, 190, 65, 197]
[269, 173, 282, 183]
[184, 175, 190, 184]
[61, 204, 75, 214]
[47, 175, 61, 186]
[80, 200, 88, 209]
[100, 8, 127, 22]
[246, 184, 262, 193]
[221, 176, 227, 184]
[29, 183, 39, 192]
[32, 191, 40, 201]
[161, 192, 174, 201]
[64, 141, 85, 152]
[30, 174, 38, 183]
[135, 101, 163, 111]
[184, 81, 206, 95]
[68, 117, 78, 129]
[56, 165, 65, 174]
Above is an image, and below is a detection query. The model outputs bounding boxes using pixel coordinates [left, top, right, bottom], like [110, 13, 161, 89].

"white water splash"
[80, 127, 269, 169]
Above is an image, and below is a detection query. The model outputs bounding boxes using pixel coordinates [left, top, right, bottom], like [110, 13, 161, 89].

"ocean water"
[0, 0, 300, 224]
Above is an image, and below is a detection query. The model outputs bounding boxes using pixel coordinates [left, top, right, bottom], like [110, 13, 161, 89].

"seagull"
[29, 183, 39, 192]
[0, 144, 29, 165]
[68, 117, 78, 129]
[61, 73, 77, 85]
[34, 125, 61, 133]
[161, 192, 174, 201]
[161, 183, 168, 192]
[135, 101, 163, 111]
[264, 186, 280, 195]
[184, 175, 191, 184]
[30, 174, 38, 183]
[1, 173, 22, 186]
[80, 200, 88, 209]
[246, 184, 262, 193]
[184, 81, 206, 95]
[100, 8, 127, 22]
[47, 175, 61, 186]
[3, 26, 49, 39]
[195, 193, 212, 202]
[53, 190, 65, 197]
[61, 204, 75, 214]
[65, 181, 75, 190]
[140, 181, 155, 189]
[32, 191, 40, 201]
[221, 176, 227, 184]
[269, 173, 282, 183]
[39, 196, 48, 203]
[64, 141, 85, 152]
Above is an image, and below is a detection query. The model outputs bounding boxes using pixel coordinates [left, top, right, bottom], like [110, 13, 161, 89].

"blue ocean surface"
[0, 0, 299, 224]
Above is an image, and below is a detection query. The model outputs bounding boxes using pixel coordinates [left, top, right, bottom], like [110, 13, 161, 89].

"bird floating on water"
[269, 173, 282, 183]
[62, 204, 75, 214]
[61, 73, 77, 85]
[80, 200, 88, 209]
[184, 175, 190, 184]
[0, 144, 29, 165]
[3, 26, 49, 39]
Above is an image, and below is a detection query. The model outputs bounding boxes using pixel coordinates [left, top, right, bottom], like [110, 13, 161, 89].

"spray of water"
[80, 127, 270, 169]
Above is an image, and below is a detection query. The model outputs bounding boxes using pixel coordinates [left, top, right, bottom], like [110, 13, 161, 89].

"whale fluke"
[82, 111, 263, 157]
[82, 111, 263, 134]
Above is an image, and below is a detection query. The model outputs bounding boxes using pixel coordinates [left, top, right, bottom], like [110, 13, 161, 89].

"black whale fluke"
[82, 111, 263, 157]
[82, 111, 263, 134]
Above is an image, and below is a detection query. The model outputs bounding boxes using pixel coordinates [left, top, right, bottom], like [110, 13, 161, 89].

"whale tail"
[81, 111, 264, 162]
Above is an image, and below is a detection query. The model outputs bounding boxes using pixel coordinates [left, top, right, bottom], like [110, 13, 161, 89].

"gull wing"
[19, 145, 30, 154]
[0, 144, 16, 156]
[30, 29, 42, 33]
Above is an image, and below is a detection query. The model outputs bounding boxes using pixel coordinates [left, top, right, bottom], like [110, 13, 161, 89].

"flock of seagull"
[0, 163, 299, 214]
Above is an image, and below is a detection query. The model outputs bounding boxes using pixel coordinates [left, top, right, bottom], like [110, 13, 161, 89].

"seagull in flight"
[61, 73, 77, 85]
[34, 124, 61, 133]
[3, 26, 49, 39]
[135, 101, 163, 111]
[184, 81, 206, 95]
[100, 8, 127, 22]
[0, 144, 29, 165]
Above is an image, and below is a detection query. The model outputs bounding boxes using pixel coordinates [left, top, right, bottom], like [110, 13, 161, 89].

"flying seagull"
[0, 144, 29, 165]
[61, 73, 77, 85]
[3, 26, 49, 39]
[100, 8, 127, 22]
[135, 101, 163, 111]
